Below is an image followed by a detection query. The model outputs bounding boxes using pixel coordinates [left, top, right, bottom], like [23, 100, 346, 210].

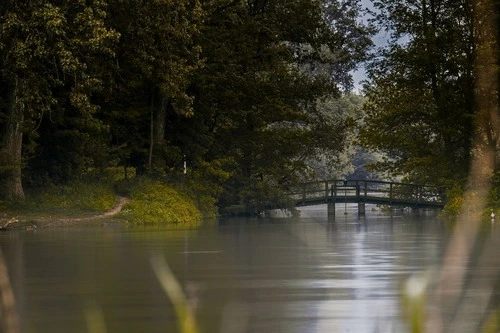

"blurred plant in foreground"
[84, 300, 108, 333]
[0, 249, 19, 333]
[403, 0, 499, 331]
[150, 254, 199, 333]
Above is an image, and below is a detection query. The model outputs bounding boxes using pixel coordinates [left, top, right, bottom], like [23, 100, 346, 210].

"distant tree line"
[0, 0, 372, 210]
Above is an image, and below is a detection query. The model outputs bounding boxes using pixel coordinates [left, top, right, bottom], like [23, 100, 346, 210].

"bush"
[442, 174, 500, 222]
[442, 185, 464, 219]
[175, 158, 233, 218]
[119, 179, 202, 226]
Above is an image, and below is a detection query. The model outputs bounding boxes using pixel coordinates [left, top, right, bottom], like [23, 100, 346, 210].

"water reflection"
[0, 205, 454, 333]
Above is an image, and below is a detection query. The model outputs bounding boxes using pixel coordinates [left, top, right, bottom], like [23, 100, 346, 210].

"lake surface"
[0, 205, 467, 333]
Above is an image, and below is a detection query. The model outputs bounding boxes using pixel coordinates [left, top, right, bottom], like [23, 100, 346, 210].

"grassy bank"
[1, 179, 117, 222]
[117, 178, 202, 226]
[0, 173, 207, 228]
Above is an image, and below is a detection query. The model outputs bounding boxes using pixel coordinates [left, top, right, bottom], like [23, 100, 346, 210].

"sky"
[351, 0, 389, 92]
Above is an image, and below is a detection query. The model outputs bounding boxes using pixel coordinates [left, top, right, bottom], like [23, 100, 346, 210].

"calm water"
[0, 205, 458, 333]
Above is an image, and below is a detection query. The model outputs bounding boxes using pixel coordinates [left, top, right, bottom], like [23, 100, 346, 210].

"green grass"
[1, 171, 204, 228]
[118, 179, 202, 226]
[11, 180, 117, 217]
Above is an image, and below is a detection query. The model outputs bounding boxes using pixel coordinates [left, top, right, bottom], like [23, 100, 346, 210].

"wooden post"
[328, 183, 336, 220]
[324, 181, 329, 201]
[356, 184, 365, 216]
[358, 203, 365, 217]
[389, 183, 393, 204]
[364, 181, 367, 201]
[328, 202, 336, 219]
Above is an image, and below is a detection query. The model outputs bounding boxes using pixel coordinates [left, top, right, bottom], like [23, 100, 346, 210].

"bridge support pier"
[327, 202, 335, 220]
[358, 203, 365, 217]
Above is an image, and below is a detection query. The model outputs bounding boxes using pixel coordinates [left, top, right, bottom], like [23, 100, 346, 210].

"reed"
[150, 254, 199, 333]
[0, 249, 19, 333]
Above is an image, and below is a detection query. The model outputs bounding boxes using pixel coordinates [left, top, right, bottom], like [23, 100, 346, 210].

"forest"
[0, 0, 498, 216]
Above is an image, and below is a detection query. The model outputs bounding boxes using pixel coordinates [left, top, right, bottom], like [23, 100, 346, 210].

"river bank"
[0, 178, 205, 230]
[0, 196, 130, 230]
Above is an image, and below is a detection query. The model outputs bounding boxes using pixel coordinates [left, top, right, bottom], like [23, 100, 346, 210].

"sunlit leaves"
[0, 0, 119, 115]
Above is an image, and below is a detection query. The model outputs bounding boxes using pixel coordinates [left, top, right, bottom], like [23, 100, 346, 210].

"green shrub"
[442, 176, 499, 222]
[238, 180, 297, 215]
[442, 185, 464, 219]
[119, 179, 202, 226]
[176, 158, 233, 218]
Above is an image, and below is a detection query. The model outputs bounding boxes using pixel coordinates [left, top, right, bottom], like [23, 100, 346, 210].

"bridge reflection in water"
[290, 179, 446, 219]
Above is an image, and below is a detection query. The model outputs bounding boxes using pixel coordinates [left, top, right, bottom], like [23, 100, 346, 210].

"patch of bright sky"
[351, 0, 390, 93]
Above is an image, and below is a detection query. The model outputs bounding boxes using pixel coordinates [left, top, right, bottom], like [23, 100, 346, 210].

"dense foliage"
[361, 0, 498, 185]
[358, 0, 499, 216]
[0, 0, 120, 199]
[0, 0, 372, 213]
[360, 0, 478, 186]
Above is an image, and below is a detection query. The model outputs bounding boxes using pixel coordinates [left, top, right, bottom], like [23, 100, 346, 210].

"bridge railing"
[288, 180, 333, 202]
[289, 179, 446, 207]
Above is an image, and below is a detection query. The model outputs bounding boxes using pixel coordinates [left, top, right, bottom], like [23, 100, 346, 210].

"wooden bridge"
[289, 179, 446, 218]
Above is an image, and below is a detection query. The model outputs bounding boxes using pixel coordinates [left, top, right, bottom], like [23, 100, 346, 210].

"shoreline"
[0, 196, 130, 230]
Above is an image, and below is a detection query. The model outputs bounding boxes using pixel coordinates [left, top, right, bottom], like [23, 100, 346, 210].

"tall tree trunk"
[0, 78, 25, 201]
[474, 0, 499, 171]
[154, 97, 168, 146]
[148, 89, 169, 173]
[148, 90, 155, 171]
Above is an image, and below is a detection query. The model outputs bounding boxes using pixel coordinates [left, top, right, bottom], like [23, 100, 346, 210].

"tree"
[473, 0, 499, 172]
[0, 0, 119, 200]
[186, 0, 372, 210]
[307, 94, 366, 180]
[105, 0, 203, 175]
[359, 0, 477, 186]
[0, 0, 373, 211]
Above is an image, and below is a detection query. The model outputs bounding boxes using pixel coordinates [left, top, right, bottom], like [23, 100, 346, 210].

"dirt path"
[44, 196, 131, 227]
[72, 196, 130, 221]
[1, 196, 131, 229]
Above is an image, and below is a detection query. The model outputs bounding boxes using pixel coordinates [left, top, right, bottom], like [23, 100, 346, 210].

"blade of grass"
[150, 254, 199, 333]
[0, 249, 19, 333]
[84, 300, 107, 333]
